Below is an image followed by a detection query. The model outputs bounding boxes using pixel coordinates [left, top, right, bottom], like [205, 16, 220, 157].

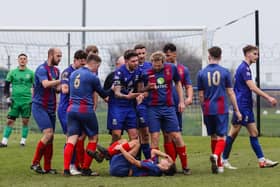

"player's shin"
[83, 142, 97, 169]
[64, 143, 75, 170]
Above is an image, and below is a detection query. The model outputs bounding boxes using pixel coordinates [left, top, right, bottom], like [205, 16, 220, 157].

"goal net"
[0, 26, 210, 136]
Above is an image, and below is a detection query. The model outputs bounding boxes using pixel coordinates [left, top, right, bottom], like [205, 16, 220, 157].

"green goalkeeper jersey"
[6, 67, 34, 102]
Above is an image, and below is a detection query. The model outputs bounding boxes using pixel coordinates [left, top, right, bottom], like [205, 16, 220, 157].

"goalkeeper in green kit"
[0, 53, 34, 147]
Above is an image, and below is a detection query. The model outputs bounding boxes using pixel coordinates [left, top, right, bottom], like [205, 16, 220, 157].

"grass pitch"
[0, 134, 279, 187]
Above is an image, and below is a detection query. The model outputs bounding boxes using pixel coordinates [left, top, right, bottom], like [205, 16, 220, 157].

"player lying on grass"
[87, 139, 176, 177]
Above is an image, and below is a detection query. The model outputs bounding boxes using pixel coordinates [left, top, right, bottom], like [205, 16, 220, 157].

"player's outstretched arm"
[226, 88, 242, 121]
[42, 79, 61, 88]
[246, 80, 277, 106]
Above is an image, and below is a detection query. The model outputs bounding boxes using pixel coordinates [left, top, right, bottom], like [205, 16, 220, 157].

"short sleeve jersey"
[6, 67, 34, 101]
[32, 61, 60, 112]
[172, 63, 192, 105]
[67, 67, 109, 113]
[197, 64, 232, 115]
[234, 61, 253, 108]
[143, 63, 180, 106]
[111, 64, 141, 107]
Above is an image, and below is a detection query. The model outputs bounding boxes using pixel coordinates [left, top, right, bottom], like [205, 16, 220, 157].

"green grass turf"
[0, 134, 279, 187]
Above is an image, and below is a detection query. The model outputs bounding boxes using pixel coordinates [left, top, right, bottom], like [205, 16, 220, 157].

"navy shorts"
[203, 114, 228, 136]
[32, 103, 56, 132]
[232, 108, 255, 126]
[147, 106, 180, 133]
[67, 111, 99, 137]
[110, 154, 131, 177]
[136, 104, 149, 128]
[57, 108, 67, 134]
[107, 105, 137, 131]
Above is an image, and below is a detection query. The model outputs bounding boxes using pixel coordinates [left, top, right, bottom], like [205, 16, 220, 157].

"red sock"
[43, 143, 53, 171]
[64, 143, 74, 170]
[214, 139, 225, 156]
[32, 141, 46, 165]
[76, 139, 85, 168]
[164, 142, 177, 161]
[211, 139, 217, 153]
[214, 139, 225, 167]
[83, 142, 97, 169]
[211, 139, 222, 166]
[176, 146, 188, 169]
[108, 141, 120, 156]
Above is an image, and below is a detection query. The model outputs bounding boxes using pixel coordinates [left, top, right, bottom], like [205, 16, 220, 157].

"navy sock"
[222, 136, 235, 160]
[250, 136, 264, 159]
[141, 143, 151, 159]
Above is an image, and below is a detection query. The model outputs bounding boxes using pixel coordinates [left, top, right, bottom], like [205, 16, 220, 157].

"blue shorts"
[136, 104, 149, 128]
[32, 103, 56, 132]
[110, 154, 131, 177]
[67, 111, 98, 137]
[232, 108, 255, 126]
[147, 106, 180, 133]
[107, 105, 137, 131]
[57, 107, 67, 134]
[203, 114, 228, 136]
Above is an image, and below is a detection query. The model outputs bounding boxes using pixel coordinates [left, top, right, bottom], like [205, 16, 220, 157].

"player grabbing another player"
[58, 49, 87, 175]
[30, 48, 61, 174]
[197, 46, 242, 174]
[141, 51, 190, 175]
[63, 54, 111, 176]
[0, 53, 34, 147]
[222, 45, 278, 169]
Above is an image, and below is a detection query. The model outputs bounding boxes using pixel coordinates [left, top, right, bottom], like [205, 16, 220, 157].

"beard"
[51, 58, 60, 66]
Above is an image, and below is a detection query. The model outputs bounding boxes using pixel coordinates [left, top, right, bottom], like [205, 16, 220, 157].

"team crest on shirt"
[178, 68, 183, 75]
[62, 72, 69, 80]
[25, 74, 31, 79]
[165, 69, 170, 76]
[112, 119, 117, 125]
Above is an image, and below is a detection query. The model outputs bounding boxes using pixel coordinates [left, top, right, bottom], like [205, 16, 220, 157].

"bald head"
[48, 48, 62, 66]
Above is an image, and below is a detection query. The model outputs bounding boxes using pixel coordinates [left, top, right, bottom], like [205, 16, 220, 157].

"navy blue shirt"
[111, 64, 141, 107]
[32, 61, 60, 112]
[58, 65, 75, 113]
[234, 61, 253, 109]
[67, 67, 109, 113]
[197, 64, 232, 115]
[142, 63, 180, 106]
